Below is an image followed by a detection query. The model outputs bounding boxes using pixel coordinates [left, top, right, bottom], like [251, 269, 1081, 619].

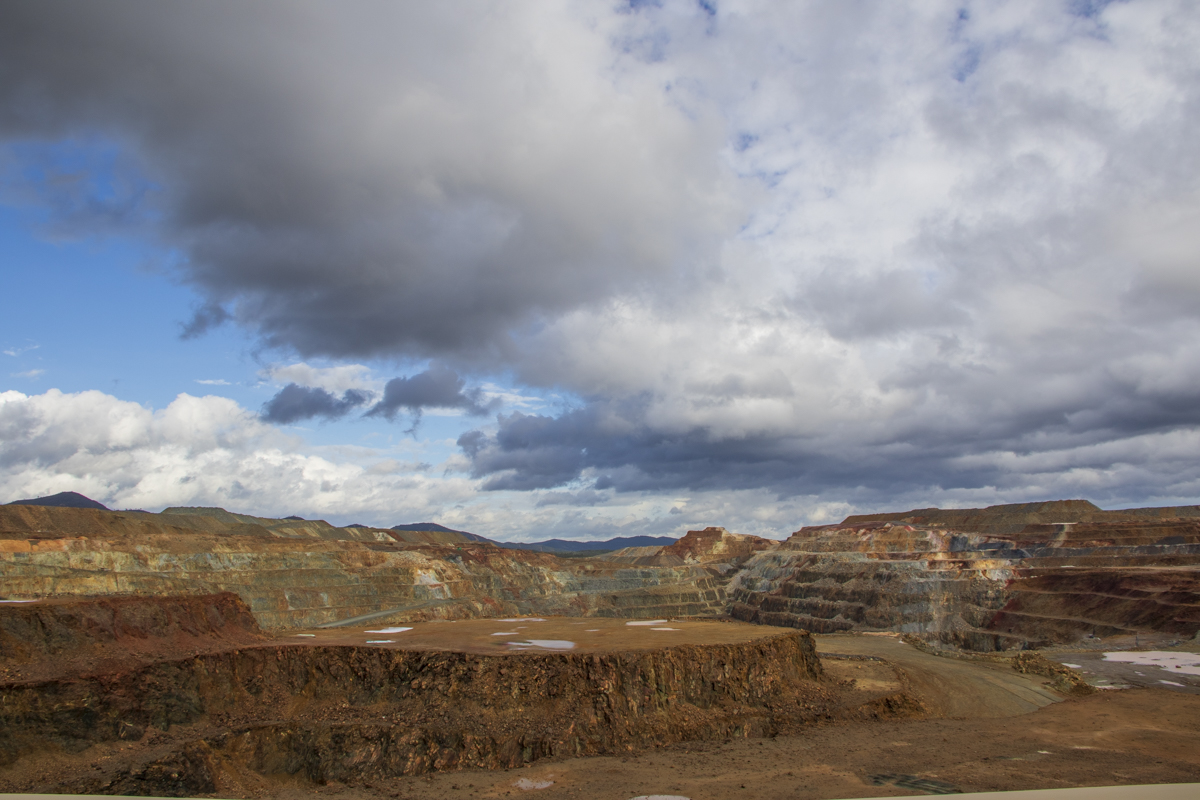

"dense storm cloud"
[3, 0, 1200, 532]
[0, 0, 733, 358]
[261, 385, 371, 425]
[367, 366, 498, 421]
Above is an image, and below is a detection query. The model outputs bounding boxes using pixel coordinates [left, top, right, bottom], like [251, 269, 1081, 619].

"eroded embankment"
[0, 592, 264, 681]
[0, 628, 869, 796]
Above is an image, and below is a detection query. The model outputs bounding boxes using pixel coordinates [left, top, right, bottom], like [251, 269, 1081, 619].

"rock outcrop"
[606, 527, 778, 568]
[0, 596, 844, 793]
[661, 527, 779, 565]
[0, 506, 727, 629]
[729, 502, 1200, 650]
[0, 592, 264, 681]
[3, 500, 1198, 652]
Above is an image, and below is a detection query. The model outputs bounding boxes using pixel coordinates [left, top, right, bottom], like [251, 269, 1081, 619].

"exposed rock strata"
[844, 499, 1200, 534]
[3, 501, 1199, 652]
[606, 527, 777, 569]
[0, 506, 727, 628]
[0, 592, 265, 682]
[729, 502, 1200, 650]
[0, 609, 839, 793]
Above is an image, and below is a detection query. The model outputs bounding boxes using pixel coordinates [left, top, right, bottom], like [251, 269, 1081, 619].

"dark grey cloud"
[0, 0, 731, 362]
[260, 384, 371, 424]
[459, 359, 1200, 505]
[534, 489, 611, 508]
[367, 365, 498, 421]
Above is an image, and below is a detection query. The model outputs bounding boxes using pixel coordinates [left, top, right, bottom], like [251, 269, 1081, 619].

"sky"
[2, 0, 1200, 541]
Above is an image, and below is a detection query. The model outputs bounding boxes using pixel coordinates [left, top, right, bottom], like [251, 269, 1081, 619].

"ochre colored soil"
[0, 592, 267, 683]
[380, 688, 1200, 800]
[300, 616, 781, 655]
[4, 596, 1199, 799]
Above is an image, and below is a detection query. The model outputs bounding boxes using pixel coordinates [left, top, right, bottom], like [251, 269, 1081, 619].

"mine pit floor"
[290, 616, 776, 654]
[1046, 649, 1200, 695]
[389, 688, 1200, 800]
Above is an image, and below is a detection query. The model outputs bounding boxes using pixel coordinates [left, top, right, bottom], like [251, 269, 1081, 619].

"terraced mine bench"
[2, 594, 930, 797]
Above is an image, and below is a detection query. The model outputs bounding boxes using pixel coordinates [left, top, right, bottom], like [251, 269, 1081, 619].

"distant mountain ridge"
[6, 491, 109, 510]
[501, 535, 678, 552]
[391, 522, 493, 543]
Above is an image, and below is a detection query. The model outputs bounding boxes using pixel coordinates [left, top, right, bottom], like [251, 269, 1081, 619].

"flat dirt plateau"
[2, 596, 1200, 799]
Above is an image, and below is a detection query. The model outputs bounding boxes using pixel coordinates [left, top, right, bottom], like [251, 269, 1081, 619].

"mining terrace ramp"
[815, 633, 1063, 717]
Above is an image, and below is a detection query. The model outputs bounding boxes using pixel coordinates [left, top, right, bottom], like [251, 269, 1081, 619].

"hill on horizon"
[6, 491, 109, 510]
[501, 535, 678, 553]
[391, 522, 493, 543]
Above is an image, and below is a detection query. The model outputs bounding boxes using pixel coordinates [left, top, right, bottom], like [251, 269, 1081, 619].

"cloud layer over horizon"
[3, 1, 1200, 537]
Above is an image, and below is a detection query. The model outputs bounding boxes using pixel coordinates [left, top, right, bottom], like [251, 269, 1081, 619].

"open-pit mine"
[2, 499, 1199, 798]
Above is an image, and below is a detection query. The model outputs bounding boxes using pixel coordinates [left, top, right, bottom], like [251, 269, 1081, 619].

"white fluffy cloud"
[0, 389, 482, 524]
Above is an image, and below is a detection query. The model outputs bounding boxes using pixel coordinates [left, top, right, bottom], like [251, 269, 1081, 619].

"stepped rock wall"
[843, 499, 1200, 534]
[729, 513, 1200, 650]
[0, 507, 727, 629]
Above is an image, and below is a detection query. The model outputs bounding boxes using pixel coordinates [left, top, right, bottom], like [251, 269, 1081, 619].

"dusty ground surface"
[298, 616, 778, 654]
[5, 609, 1200, 799]
[815, 634, 1062, 718]
[1043, 637, 1200, 694]
[298, 634, 1200, 800]
[261, 686, 1200, 800]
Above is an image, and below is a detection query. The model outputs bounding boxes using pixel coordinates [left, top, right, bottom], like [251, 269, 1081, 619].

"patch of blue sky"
[952, 43, 982, 83]
[1067, 0, 1120, 20]
[0, 202, 264, 410]
[1, 136, 159, 236]
[0, 137, 571, 472]
[733, 132, 758, 153]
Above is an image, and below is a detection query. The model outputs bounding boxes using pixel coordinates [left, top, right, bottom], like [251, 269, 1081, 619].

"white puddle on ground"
[1103, 651, 1200, 676]
[499, 618, 546, 622]
[1160, 680, 1185, 686]
[652, 627, 680, 631]
[626, 620, 669, 627]
[294, 633, 316, 637]
[0, 599, 39, 603]
[491, 631, 520, 636]
[513, 777, 554, 790]
[630, 795, 691, 800]
[366, 640, 394, 644]
[365, 627, 412, 634]
[1062, 663, 1082, 669]
[507, 640, 575, 650]
[586, 629, 600, 632]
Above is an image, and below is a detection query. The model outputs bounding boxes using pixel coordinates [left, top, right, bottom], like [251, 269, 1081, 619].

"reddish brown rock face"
[0, 592, 265, 682]
[729, 502, 1200, 650]
[0, 595, 858, 794]
[1, 500, 1197, 658]
[0, 506, 730, 628]
[660, 527, 779, 565]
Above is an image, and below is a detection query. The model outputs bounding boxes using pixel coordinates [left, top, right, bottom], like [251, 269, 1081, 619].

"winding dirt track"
[815, 634, 1063, 717]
